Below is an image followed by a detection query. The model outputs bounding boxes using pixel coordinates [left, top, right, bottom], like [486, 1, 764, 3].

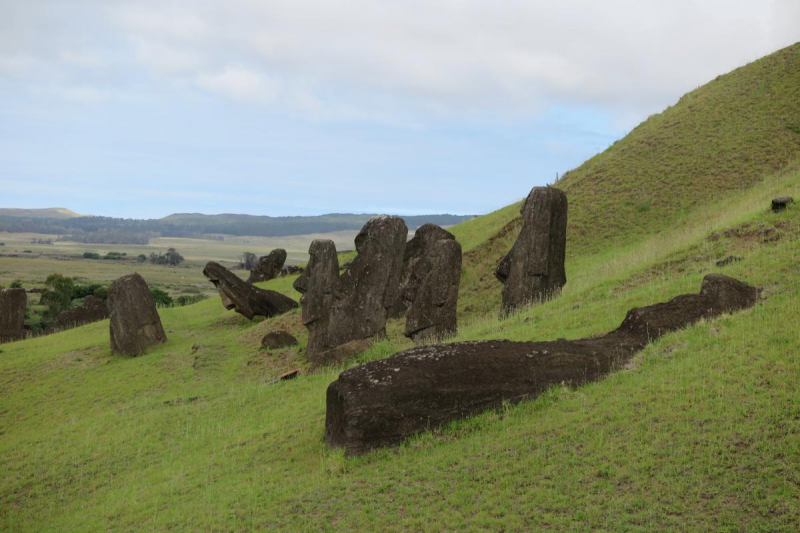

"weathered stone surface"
[403, 233, 462, 341]
[772, 197, 794, 212]
[0, 288, 26, 343]
[310, 338, 373, 371]
[248, 249, 287, 283]
[57, 295, 109, 328]
[495, 187, 567, 313]
[261, 330, 299, 350]
[108, 273, 167, 356]
[326, 274, 757, 454]
[294, 216, 407, 366]
[203, 261, 298, 320]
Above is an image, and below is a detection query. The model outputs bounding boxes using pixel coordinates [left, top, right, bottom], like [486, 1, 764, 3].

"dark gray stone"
[108, 273, 167, 356]
[248, 249, 287, 283]
[772, 197, 794, 212]
[402, 228, 462, 342]
[0, 288, 26, 343]
[495, 187, 568, 313]
[57, 295, 109, 328]
[204, 261, 298, 320]
[261, 330, 299, 350]
[293, 239, 340, 363]
[326, 274, 758, 454]
[715, 255, 743, 267]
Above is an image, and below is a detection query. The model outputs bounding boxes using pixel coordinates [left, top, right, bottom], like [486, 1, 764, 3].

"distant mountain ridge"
[0, 209, 475, 244]
[0, 207, 84, 219]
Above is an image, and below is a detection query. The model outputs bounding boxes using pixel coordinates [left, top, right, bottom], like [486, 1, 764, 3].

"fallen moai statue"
[326, 274, 758, 454]
[0, 288, 27, 343]
[248, 249, 287, 283]
[108, 273, 167, 356]
[496, 187, 568, 314]
[57, 295, 109, 328]
[203, 261, 298, 320]
[294, 216, 407, 367]
[396, 224, 462, 342]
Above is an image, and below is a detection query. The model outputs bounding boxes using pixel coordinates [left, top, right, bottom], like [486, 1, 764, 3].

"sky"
[1, 1, 797, 219]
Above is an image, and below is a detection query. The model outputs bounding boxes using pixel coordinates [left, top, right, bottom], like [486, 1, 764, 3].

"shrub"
[83, 252, 101, 260]
[176, 295, 205, 307]
[103, 252, 125, 260]
[72, 283, 102, 299]
[149, 248, 184, 266]
[40, 274, 75, 317]
[93, 286, 109, 300]
[10, 280, 22, 288]
[150, 287, 173, 307]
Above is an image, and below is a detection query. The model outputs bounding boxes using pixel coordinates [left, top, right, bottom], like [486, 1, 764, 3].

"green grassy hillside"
[3, 45, 800, 531]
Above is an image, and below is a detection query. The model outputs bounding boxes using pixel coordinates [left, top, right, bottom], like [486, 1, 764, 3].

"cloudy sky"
[1, 1, 797, 218]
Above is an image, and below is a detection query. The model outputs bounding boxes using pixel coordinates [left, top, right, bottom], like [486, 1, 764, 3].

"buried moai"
[107, 273, 167, 356]
[495, 187, 567, 313]
[0, 288, 27, 343]
[294, 216, 408, 367]
[394, 224, 462, 342]
[248, 249, 287, 283]
[204, 261, 298, 320]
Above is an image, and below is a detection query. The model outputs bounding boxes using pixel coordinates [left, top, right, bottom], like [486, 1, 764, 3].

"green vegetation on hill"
[0, 208, 83, 219]
[2, 44, 800, 531]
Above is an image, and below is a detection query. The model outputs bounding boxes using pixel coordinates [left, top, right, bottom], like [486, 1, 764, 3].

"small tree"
[165, 248, 184, 266]
[10, 280, 22, 288]
[240, 252, 257, 270]
[150, 287, 173, 307]
[40, 274, 75, 317]
[137, 254, 147, 262]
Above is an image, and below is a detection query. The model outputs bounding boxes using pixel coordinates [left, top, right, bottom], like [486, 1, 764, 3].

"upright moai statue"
[395, 224, 462, 342]
[107, 273, 167, 356]
[0, 288, 27, 343]
[294, 216, 408, 366]
[495, 187, 567, 313]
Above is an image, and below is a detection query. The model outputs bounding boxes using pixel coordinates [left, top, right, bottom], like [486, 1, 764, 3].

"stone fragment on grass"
[261, 330, 299, 350]
[771, 197, 794, 212]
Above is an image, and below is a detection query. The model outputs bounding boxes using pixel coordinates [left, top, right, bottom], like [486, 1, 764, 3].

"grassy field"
[2, 43, 800, 531]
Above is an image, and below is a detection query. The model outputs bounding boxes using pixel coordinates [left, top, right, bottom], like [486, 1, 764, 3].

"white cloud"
[196, 66, 281, 104]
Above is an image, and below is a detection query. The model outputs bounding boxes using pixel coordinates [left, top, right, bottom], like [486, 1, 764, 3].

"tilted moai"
[0, 288, 27, 343]
[294, 216, 407, 366]
[495, 187, 567, 313]
[396, 224, 462, 342]
[248, 248, 287, 283]
[108, 273, 168, 356]
[204, 261, 298, 320]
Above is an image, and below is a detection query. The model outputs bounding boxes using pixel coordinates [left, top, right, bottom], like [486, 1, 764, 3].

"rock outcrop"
[397, 224, 462, 341]
[294, 216, 407, 367]
[326, 274, 758, 454]
[772, 197, 794, 212]
[248, 249, 287, 283]
[203, 262, 298, 320]
[57, 295, 109, 328]
[495, 187, 568, 313]
[108, 273, 167, 356]
[261, 331, 299, 350]
[0, 288, 27, 343]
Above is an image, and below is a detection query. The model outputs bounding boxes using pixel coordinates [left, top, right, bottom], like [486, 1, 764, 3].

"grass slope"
[3, 46, 800, 531]
[0, 208, 84, 219]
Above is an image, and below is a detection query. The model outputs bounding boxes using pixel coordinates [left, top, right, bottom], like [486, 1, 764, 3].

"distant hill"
[0, 210, 474, 244]
[0, 207, 84, 219]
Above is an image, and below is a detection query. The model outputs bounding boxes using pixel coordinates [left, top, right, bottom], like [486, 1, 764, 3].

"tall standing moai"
[495, 187, 567, 313]
[294, 216, 408, 367]
[0, 288, 27, 343]
[394, 224, 462, 342]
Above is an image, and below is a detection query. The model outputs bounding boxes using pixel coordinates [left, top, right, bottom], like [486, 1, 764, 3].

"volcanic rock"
[261, 330, 299, 350]
[248, 249, 287, 283]
[326, 274, 758, 454]
[108, 273, 167, 356]
[0, 288, 27, 343]
[772, 197, 794, 212]
[204, 261, 298, 320]
[495, 187, 568, 313]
